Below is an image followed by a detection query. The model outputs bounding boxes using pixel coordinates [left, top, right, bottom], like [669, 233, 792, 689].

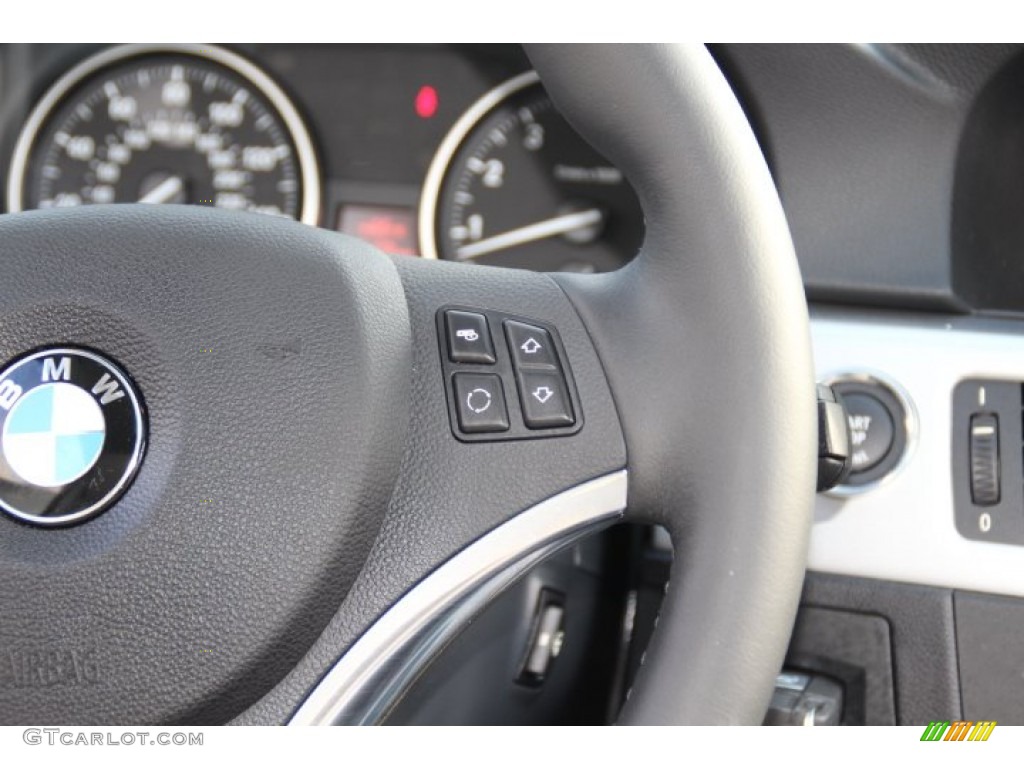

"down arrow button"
[518, 371, 575, 429]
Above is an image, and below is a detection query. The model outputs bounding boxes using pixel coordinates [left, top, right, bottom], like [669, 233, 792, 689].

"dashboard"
[5, 43, 1024, 726]
[0, 43, 642, 274]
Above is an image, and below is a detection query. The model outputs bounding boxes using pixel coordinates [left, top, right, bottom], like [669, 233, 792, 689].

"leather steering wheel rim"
[532, 44, 817, 724]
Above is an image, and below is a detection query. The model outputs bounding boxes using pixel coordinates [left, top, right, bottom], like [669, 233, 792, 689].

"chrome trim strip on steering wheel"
[288, 469, 628, 726]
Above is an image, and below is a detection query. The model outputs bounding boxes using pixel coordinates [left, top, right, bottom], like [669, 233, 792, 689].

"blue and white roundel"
[0, 347, 144, 527]
[2, 382, 106, 487]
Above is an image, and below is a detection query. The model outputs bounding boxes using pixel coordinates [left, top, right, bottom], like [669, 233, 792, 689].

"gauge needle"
[455, 208, 604, 261]
[138, 176, 184, 204]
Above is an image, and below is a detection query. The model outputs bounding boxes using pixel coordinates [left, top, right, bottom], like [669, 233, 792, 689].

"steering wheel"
[0, 44, 815, 725]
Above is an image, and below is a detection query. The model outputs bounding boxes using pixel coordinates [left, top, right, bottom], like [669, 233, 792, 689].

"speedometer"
[419, 71, 643, 272]
[7, 44, 319, 224]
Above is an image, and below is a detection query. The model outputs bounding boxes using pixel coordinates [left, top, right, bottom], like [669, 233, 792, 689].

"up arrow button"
[505, 320, 559, 369]
[521, 338, 543, 355]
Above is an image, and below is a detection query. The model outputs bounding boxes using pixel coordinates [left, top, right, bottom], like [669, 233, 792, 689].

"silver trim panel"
[288, 469, 628, 725]
[7, 43, 321, 226]
[810, 316, 1024, 598]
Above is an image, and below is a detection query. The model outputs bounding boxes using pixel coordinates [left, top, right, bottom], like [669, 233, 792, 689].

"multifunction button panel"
[437, 308, 582, 442]
[952, 379, 1024, 546]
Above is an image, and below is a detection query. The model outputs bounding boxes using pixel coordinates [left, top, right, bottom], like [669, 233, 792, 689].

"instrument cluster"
[1, 44, 644, 273]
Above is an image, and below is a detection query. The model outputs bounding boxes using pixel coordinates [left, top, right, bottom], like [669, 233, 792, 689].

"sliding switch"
[969, 414, 1000, 506]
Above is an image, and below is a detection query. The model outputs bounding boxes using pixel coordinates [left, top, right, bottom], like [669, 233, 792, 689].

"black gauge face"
[427, 77, 644, 273]
[11, 47, 317, 223]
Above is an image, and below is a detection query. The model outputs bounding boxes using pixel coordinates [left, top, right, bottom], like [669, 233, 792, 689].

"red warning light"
[415, 85, 439, 119]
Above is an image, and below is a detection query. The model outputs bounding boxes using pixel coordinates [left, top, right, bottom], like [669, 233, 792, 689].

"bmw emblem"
[0, 348, 146, 526]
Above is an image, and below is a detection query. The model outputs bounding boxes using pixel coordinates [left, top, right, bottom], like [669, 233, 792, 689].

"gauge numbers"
[420, 71, 643, 273]
[8, 44, 319, 224]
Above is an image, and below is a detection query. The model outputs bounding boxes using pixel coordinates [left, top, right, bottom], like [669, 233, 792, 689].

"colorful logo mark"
[920, 721, 996, 742]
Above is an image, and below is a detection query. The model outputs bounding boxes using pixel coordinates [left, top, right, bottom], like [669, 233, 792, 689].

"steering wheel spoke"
[234, 252, 631, 724]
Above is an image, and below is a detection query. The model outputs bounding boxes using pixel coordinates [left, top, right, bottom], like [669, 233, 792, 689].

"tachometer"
[419, 71, 643, 272]
[7, 44, 320, 224]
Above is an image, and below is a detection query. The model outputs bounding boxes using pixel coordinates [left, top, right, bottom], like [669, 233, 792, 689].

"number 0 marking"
[979, 512, 992, 533]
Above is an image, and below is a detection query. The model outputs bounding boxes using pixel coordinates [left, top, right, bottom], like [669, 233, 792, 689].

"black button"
[518, 371, 574, 429]
[446, 311, 495, 364]
[505, 321, 559, 369]
[453, 373, 509, 433]
[841, 392, 895, 472]
[969, 413, 1000, 506]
